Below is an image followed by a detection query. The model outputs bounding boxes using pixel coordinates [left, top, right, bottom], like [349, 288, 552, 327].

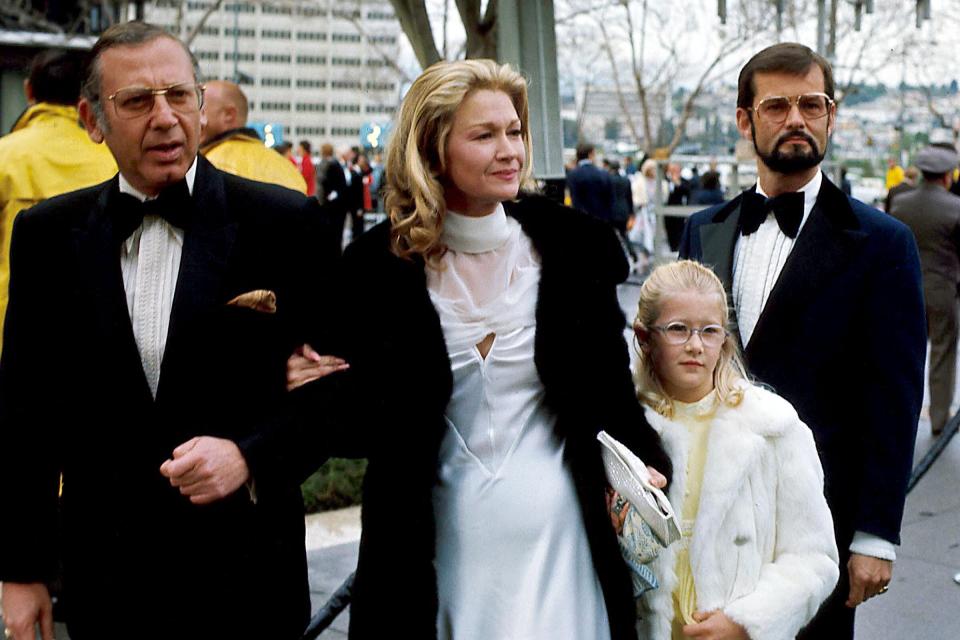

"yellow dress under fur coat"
[637, 384, 839, 640]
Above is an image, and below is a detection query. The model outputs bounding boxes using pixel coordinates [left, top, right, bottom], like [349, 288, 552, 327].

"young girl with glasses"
[628, 260, 838, 640]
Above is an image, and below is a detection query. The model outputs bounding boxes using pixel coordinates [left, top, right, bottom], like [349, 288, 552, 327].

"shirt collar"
[119, 156, 198, 202]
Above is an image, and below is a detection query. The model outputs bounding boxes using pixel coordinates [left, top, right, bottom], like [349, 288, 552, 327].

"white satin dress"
[428, 205, 611, 640]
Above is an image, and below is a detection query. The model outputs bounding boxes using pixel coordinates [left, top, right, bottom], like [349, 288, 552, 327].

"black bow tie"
[739, 190, 804, 239]
[110, 180, 193, 243]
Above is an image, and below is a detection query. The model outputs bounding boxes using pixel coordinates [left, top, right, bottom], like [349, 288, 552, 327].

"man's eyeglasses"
[749, 93, 835, 125]
[648, 322, 727, 348]
[107, 83, 205, 120]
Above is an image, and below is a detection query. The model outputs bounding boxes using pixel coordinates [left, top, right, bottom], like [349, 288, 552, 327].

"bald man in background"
[200, 80, 306, 193]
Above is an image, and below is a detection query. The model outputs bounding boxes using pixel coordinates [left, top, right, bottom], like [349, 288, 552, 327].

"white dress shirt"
[118, 159, 197, 398]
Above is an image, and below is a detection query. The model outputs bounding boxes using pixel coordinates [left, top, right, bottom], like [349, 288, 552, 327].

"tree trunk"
[389, 0, 443, 68]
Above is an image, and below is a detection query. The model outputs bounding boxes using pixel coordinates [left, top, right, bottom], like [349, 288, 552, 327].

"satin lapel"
[698, 196, 744, 348]
[71, 181, 153, 403]
[158, 158, 237, 397]
[745, 178, 866, 362]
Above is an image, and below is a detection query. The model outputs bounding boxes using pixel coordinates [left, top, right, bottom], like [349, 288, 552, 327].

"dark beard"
[751, 119, 827, 174]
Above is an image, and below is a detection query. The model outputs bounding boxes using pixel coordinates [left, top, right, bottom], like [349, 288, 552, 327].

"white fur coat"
[637, 385, 839, 640]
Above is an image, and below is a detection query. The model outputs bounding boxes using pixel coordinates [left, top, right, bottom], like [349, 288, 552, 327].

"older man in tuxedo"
[680, 43, 926, 639]
[0, 22, 336, 640]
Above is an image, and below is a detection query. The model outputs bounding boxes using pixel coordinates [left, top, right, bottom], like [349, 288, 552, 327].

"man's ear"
[78, 98, 105, 143]
[23, 79, 35, 105]
[735, 108, 753, 142]
[827, 106, 836, 137]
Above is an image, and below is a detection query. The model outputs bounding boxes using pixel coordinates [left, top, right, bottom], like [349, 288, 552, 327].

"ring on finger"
[878, 585, 889, 595]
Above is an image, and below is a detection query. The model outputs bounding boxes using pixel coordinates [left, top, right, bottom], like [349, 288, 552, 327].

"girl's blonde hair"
[384, 59, 534, 267]
[633, 260, 748, 417]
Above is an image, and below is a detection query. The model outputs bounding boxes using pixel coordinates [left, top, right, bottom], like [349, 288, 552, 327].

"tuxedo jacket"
[679, 174, 926, 552]
[294, 195, 671, 639]
[0, 155, 334, 638]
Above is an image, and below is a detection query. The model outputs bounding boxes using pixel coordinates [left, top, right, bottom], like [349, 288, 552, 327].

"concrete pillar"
[497, 0, 565, 181]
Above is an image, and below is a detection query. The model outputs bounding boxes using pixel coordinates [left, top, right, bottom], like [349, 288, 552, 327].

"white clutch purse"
[597, 430, 682, 547]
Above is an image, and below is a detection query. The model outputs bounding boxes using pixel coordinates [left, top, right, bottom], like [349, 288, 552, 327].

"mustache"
[776, 130, 818, 149]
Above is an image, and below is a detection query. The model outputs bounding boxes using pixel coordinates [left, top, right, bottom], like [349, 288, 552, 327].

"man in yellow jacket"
[0, 49, 117, 352]
[200, 80, 307, 193]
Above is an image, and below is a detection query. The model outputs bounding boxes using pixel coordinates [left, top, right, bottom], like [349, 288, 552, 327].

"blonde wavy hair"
[633, 260, 748, 417]
[384, 59, 534, 266]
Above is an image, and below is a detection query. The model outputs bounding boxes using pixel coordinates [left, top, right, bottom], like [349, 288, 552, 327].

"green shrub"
[301, 458, 367, 513]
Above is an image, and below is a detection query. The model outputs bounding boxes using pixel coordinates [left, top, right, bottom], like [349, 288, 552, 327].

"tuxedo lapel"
[72, 181, 153, 404]
[158, 157, 237, 399]
[745, 176, 866, 362]
[698, 195, 745, 344]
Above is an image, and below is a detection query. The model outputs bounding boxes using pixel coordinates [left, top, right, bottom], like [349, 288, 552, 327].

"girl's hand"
[646, 465, 667, 488]
[682, 610, 749, 640]
[286, 343, 349, 391]
[605, 487, 630, 535]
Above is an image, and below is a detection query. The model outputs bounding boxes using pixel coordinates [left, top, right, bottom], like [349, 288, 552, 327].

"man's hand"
[846, 553, 892, 607]
[159, 436, 250, 504]
[647, 465, 667, 488]
[1, 582, 54, 640]
[682, 610, 749, 640]
[286, 343, 349, 391]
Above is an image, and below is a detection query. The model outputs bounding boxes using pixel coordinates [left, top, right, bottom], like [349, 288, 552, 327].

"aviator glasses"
[750, 92, 834, 125]
[107, 82, 205, 119]
[650, 322, 726, 348]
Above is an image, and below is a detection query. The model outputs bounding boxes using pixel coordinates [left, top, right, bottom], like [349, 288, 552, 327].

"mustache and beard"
[750, 118, 829, 174]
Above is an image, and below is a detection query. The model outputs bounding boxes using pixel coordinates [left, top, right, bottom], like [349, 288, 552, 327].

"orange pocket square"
[227, 289, 277, 314]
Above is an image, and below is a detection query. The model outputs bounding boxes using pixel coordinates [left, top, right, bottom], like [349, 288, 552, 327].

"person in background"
[690, 170, 724, 205]
[889, 145, 960, 437]
[297, 140, 317, 197]
[630, 260, 838, 640]
[664, 163, 691, 251]
[885, 156, 905, 191]
[274, 140, 297, 166]
[0, 48, 117, 353]
[200, 80, 306, 193]
[840, 167, 852, 196]
[680, 42, 925, 639]
[885, 165, 920, 213]
[567, 142, 615, 224]
[286, 58, 671, 640]
[607, 160, 637, 262]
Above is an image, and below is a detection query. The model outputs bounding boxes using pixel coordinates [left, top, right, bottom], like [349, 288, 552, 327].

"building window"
[331, 103, 361, 113]
[296, 79, 328, 88]
[368, 35, 397, 45]
[262, 29, 292, 39]
[331, 80, 362, 90]
[299, 6, 325, 17]
[261, 53, 292, 63]
[331, 126, 361, 136]
[187, 1, 212, 10]
[332, 9, 361, 19]
[196, 51, 220, 60]
[365, 81, 395, 91]
[332, 33, 362, 43]
[225, 3, 254, 13]
[331, 56, 362, 67]
[366, 10, 395, 20]
[262, 77, 291, 87]
[224, 27, 255, 37]
[295, 103, 327, 112]
[224, 52, 255, 61]
[262, 4, 292, 14]
[296, 55, 328, 65]
[366, 59, 387, 68]
[296, 126, 327, 135]
[296, 31, 327, 41]
[365, 105, 396, 114]
[260, 102, 292, 111]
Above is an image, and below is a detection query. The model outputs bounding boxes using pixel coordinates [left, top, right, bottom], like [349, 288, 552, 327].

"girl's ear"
[635, 327, 651, 351]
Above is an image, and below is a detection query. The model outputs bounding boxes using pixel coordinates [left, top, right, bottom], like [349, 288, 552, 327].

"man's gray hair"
[81, 21, 202, 128]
